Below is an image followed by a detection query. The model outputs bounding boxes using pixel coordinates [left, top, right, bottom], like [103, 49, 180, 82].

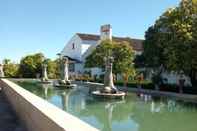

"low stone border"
[74, 81, 103, 88]
[0, 79, 99, 131]
[123, 87, 197, 103]
[77, 81, 197, 103]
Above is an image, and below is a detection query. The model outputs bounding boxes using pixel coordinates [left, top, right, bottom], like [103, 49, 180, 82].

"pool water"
[17, 81, 197, 131]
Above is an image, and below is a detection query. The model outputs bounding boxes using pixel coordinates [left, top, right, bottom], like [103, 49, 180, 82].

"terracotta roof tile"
[76, 33, 143, 51]
[77, 33, 100, 41]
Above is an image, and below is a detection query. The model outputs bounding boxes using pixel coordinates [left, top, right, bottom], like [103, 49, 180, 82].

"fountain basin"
[39, 81, 52, 84]
[54, 84, 77, 89]
[92, 90, 126, 99]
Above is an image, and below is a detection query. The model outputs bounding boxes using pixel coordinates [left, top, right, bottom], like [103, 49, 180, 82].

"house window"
[72, 43, 75, 50]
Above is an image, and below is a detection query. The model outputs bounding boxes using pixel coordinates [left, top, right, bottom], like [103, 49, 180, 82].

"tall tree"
[18, 53, 44, 78]
[2, 53, 59, 78]
[143, 0, 197, 83]
[3, 59, 19, 77]
[85, 40, 135, 84]
[85, 40, 114, 69]
[45, 58, 59, 79]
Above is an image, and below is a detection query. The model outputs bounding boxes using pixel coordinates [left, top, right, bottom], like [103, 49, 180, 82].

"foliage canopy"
[85, 40, 135, 77]
[143, 0, 197, 76]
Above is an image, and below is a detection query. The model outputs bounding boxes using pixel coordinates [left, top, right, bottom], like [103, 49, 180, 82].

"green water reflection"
[17, 81, 197, 131]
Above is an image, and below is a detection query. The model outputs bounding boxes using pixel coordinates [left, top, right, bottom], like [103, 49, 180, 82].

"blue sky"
[0, 0, 180, 62]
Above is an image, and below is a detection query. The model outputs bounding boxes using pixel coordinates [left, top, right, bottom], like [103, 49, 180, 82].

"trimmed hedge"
[114, 81, 197, 94]
[114, 81, 154, 90]
[160, 84, 197, 94]
[75, 78, 197, 95]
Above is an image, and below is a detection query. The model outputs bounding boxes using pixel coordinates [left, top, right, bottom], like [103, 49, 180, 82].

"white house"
[60, 24, 143, 76]
[60, 24, 192, 86]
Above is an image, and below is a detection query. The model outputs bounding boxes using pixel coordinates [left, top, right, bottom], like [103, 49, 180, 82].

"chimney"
[100, 24, 112, 41]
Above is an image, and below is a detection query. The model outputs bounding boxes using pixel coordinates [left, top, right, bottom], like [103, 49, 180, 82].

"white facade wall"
[81, 40, 98, 55]
[161, 71, 192, 86]
[61, 35, 99, 74]
[81, 40, 99, 61]
[84, 67, 103, 77]
[61, 35, 99, 62]
[74, 63, 84, 74]
[134, 51, 143, 55]
[82, 44, 91, 55]
[81, 40, 102, 76]
[90, 67, 103, 76]
[61, 35, 83, 61]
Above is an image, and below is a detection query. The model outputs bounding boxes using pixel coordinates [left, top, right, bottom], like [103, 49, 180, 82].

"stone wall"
[0, 79, 99, 131]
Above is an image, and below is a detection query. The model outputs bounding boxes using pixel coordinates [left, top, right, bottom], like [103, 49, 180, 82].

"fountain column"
[59, 57, 70, 84]
[42, 63, 48, 81]
[92, 56, 126, 98]
[63, 57, 69, 82]
[0, 64, 4, 78]
[55, 56, 77, 88]
[102, 56, 118, 93]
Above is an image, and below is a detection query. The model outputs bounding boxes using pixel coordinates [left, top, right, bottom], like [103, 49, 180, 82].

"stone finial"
[41, 62, 48, 82]
[63, 57, 69, 81]
[58, 56, 71, 85]
[102, 56, 118, 94]
[91, 55, 125, 99]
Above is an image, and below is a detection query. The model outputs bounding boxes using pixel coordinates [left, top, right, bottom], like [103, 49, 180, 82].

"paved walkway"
[0, 89, 26, 131]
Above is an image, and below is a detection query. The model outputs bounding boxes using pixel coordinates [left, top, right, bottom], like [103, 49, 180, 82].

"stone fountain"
[92, 56, 125, 99]
[0, 64, 4, 78]
[40, 60, 51, 84]
[54, 56, 76, 88]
